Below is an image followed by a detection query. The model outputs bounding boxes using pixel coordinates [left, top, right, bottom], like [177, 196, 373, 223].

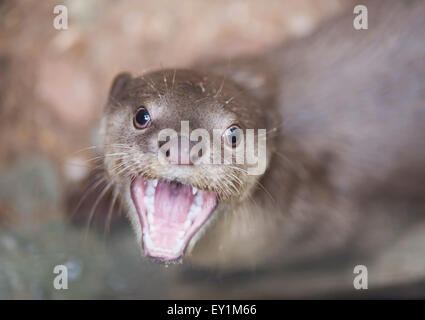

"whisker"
[70, 174, 107, 222]
[84, 180, 114, 240]
[171, 69, 177, 92]
[104, 190, 119, 236]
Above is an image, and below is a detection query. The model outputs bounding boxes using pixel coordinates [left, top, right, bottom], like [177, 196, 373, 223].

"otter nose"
[165, 136, 196, 165]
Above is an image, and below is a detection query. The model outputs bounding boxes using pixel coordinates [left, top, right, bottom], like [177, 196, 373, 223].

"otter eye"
[134, 107, 151, 129]
[223, 125, 242, 148]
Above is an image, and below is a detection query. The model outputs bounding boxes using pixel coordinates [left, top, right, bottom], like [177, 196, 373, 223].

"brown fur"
[102, 0, 425, 271]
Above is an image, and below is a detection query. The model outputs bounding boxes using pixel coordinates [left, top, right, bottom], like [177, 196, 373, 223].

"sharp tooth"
[174, 240, 185, 253]
[144, 196, 154, 207]
[184, 220, 191, 230]
[187, 208, 196, 221]
[144, 233, 154, 248]
[152, 179, 158, 187]
[194, 190, 204, 206]
[146, 184, 155, 196]
[148, 212, 154, 223]
[192, 186, 198, 195]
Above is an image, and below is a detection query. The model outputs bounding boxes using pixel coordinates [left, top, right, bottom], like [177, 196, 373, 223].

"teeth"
[148, 212, 155, 224]
[144, 179, 158, 223]
[184, 220, 191, 231]
[187, 190, 204, 222]
[173, 241, 184, 253]
[143, 180, 206, 243]
[144, 195, 154, 208]
[144, 233, 154, 248]
[194, 190, 204, 206]
[146, 187, 155, 197]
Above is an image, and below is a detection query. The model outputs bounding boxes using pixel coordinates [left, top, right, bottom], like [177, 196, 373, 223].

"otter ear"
[109, 72, 132, 100]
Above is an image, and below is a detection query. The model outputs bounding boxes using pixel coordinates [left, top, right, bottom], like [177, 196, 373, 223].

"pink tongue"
[154, 181, 194, 224]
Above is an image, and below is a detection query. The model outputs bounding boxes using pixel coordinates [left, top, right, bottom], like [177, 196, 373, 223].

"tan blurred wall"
[0, 0, 352, 223]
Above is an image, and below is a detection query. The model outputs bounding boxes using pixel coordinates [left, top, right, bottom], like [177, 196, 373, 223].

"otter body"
[191, 0, 425, 270]
[102, 0, 425, 274]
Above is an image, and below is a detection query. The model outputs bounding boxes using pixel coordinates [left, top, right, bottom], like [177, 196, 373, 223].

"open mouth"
[130, 178, 217, 262]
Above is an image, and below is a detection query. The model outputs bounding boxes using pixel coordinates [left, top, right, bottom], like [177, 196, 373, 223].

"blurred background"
[8, 0, 420, 299]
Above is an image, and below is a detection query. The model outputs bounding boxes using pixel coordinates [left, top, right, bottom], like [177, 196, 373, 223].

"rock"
[0, 222, 178, 299]
[0, 155, 62, 217]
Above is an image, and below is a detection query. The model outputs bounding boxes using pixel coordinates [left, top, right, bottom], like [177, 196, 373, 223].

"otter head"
[101, 69, 272, 263]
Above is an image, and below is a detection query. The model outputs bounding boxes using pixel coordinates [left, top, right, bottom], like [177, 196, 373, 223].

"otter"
[100, 0, 425, 270]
